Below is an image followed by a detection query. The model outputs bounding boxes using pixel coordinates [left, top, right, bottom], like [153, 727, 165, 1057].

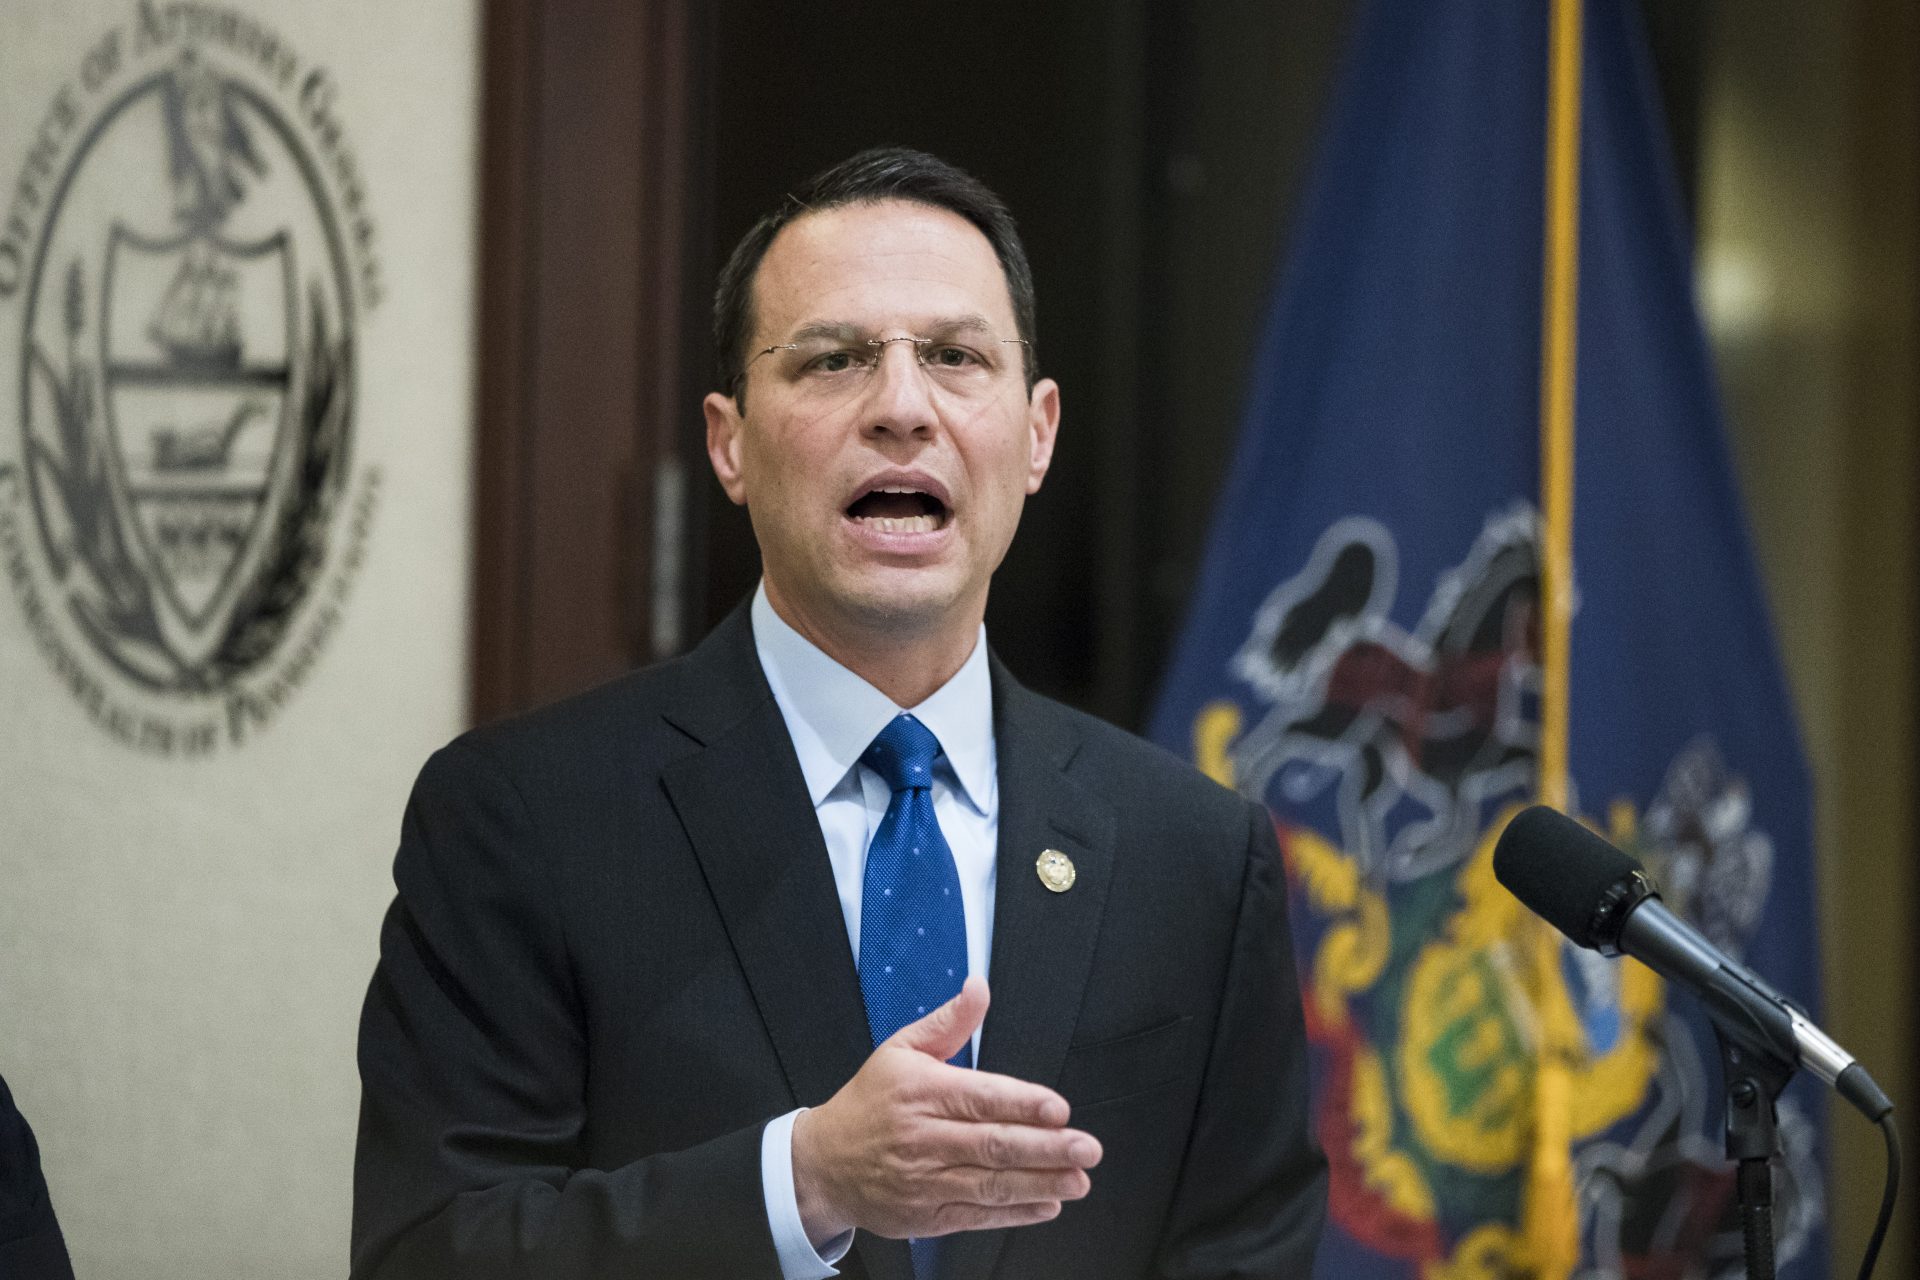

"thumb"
[887, 976, 989, 1061]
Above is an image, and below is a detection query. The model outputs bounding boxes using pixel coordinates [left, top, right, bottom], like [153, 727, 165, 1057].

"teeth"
[876, 486, 929, 496]
[858, 514, 941, 533]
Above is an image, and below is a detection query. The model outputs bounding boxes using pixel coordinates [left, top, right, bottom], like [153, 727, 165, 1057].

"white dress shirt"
[750, 583, 1000, 1279]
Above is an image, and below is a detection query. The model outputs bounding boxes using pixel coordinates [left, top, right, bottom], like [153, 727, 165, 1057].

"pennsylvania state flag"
[1148, 1, 1828, 1277]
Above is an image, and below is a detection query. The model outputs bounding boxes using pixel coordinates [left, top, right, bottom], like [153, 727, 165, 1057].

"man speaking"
[352, 148, 1325, 1279]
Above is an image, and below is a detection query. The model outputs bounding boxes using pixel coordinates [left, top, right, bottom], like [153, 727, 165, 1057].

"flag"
[1148, 0, 1828, 1276]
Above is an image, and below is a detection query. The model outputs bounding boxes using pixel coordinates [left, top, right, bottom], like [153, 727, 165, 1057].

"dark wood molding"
[1910, 0, 1920, 1192]
[470, 0, 537, 723]
[470, 0, 709, 724]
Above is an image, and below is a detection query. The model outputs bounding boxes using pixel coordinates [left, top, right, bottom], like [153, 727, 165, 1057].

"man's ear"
[1024, 377, 1061, 495]
[704, 391, 750, 506]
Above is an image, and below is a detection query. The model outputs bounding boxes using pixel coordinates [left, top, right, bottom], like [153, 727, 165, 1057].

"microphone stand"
[1716, 1032, 1796, 1280]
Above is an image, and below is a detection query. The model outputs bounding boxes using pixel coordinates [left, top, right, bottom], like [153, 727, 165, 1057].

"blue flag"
[1148, 1, 1827, 1276]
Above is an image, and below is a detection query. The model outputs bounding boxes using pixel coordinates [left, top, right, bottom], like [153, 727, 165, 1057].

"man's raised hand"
[790, 977, 1102, 1246]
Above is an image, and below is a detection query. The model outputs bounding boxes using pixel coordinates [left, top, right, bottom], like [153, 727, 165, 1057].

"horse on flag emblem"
[1188, 509, 1819, 1278]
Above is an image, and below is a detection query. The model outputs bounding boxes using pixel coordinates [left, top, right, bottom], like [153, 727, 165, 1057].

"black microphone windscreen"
[1492, 805, 1641, 949]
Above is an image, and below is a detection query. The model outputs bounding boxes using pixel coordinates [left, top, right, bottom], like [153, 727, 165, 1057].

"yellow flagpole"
[1522, 0, 1585, 1274]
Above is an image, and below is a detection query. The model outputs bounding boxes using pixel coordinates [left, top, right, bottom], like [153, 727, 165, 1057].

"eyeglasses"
[738, 330, 1031, 407]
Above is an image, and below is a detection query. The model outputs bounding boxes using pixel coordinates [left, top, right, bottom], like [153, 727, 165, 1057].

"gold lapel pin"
[1036, 848, 1076, 893]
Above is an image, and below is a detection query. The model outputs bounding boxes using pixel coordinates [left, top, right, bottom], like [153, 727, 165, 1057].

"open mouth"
[845, 485, 951, 533]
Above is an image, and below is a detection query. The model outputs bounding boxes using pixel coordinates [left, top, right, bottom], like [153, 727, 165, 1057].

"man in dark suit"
[353, 148, 1324, 1279]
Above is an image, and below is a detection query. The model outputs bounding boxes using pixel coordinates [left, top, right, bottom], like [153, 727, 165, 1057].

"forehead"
[750, 199, 1017, 340]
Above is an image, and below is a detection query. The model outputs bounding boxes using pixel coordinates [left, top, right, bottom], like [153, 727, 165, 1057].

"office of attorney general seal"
[0, 8, 383, 756]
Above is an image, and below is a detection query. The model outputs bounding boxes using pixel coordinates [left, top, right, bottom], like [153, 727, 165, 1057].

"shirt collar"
[751, 582, 996, 814]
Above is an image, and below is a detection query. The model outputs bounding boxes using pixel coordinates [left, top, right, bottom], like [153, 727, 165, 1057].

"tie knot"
[862, 714, 942, 793]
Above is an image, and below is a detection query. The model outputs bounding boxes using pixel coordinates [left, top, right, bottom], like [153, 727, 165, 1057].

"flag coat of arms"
[1148, 1, 1827, 1276]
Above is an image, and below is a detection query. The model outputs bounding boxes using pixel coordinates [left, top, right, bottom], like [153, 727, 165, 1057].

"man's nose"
[860, 340, 938, 438]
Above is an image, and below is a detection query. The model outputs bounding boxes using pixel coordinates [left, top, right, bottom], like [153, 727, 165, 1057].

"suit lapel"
[658, 609, 915, 1280]
[661, 618, 1106, 1280]
[939, 659, 1117, 1280]
[658, 608, 872, 1111]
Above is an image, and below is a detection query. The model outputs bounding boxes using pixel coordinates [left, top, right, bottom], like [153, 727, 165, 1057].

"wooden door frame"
[470, 0, 710, 724]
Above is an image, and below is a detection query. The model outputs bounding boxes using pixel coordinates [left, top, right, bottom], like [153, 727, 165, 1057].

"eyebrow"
[781, 314, 1000, 344]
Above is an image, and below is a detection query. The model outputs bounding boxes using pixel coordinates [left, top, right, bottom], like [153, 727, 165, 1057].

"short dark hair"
[713, 147, 1037, 408]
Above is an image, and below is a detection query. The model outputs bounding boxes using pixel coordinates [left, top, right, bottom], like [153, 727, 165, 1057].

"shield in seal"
[100, 224, 295, 670]
[5, 37, 367, 749]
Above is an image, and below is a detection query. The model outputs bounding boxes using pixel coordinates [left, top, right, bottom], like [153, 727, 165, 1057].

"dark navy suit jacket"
[352, 604, 1325, 1278]
[0, 1072, 74, 1280]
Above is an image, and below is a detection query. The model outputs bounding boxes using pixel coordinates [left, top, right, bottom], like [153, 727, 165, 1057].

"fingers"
[932, 1065, 1071, 1128]
[887, 975, 990, 1062]
[822, 987, 1107, 1242]
[957, 1164, 1092, 1207]
[934, 1119, 1103, 1172]
[884, 981, 1073, 1129]
[911, 1166, 1090, 1239]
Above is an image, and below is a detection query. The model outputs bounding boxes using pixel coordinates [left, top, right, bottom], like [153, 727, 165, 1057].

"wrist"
[791, 1106, 856, 1247]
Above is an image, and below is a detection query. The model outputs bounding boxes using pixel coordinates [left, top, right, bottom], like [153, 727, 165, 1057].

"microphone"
[1493, 804, 1892, 1122]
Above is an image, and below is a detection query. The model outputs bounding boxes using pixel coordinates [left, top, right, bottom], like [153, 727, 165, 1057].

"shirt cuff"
[762, 1108, 853, 1278]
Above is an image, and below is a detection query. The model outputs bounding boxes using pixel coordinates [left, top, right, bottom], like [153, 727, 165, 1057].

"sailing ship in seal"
[149, 241, 245, 373]
[143, 242, 274, 473]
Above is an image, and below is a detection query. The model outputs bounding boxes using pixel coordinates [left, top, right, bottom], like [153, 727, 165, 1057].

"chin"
[831, 572, 971, 635]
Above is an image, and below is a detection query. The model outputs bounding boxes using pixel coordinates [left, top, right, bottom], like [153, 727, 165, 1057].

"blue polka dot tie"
[858, 714, 969, 1279]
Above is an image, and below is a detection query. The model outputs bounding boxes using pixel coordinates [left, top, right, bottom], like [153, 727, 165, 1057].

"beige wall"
[1696, 0, 1917, 1275]
[0, 2, 478, 1275]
